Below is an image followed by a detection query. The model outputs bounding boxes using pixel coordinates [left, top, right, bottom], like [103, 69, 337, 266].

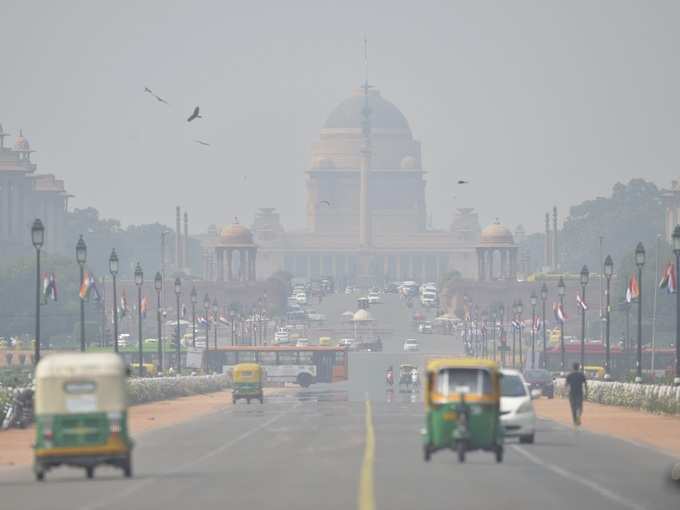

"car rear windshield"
[501, 375, 527, 397]
[524, 369, 550, 382]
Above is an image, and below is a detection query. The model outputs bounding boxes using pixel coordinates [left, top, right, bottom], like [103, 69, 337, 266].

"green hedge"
[126, 374, 231, 405]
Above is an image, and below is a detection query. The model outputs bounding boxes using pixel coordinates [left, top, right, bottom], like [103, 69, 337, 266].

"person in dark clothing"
[565, 362, 588, 426]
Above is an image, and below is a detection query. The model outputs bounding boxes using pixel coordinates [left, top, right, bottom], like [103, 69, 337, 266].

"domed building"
[476, 220, 518, 281]
[204, 85, 491, 284]
[0, 124, 71, 257]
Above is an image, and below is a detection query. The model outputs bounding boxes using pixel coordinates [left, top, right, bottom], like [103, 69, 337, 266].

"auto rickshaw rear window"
[436, 368, 491, 395]
[63, 381, 97, 394]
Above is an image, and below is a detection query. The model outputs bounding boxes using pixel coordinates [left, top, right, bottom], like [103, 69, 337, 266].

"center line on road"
[358, 397, 376, 510]
[511, 445, 647, 510]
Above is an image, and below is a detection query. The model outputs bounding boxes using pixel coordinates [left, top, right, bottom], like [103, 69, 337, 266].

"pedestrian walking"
[565, 362, 588, 426]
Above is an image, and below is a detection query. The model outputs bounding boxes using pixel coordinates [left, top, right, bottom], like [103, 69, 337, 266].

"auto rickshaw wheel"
[456, 442, 466, 463]
[423, 445, 431, 462]
[123, 455, 132, 478]
[86, 466, 94, 479]
[495, 446, 503, 463]
[35, 466, 45, 481]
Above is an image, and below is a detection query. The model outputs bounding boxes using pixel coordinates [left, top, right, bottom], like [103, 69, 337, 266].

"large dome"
[480, 221, 514, 245]
[219, 222, 254, 245]
[323, 89, 412, 135]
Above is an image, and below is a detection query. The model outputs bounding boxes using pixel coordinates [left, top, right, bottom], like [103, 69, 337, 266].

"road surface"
[2, 293, 678, 509]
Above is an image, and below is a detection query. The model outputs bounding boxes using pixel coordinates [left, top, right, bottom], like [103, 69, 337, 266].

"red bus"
[206, 346, 348, 387]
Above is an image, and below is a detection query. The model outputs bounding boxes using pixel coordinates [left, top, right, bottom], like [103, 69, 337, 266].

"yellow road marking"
[358, 398, 376, 510]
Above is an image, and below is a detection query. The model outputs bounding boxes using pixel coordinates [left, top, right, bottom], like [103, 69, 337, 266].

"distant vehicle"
[338, 338, 355, 349]
[383, 282, 399, 293]
[296, 338, 310, 347]
[368, 293, 381, 304]
[357, 297, 370, 310]
[318, 336, 333, 346]
[117, 334, 130, 348]
[295, 293, 308, 305]
[287, 309, 306, 322]
[274, 329, 290, 344]
[353, 337, 383, 352]
[523, 369, 554, 398]
[421, 292, 437, 307]
[403, 339, 419, 352]
[345, 286, 353, 295]
[418, 322, 433, 334]
[500, 369, 536, 444]
[306, 310, 326, 322]
[144, 338, 158, 344]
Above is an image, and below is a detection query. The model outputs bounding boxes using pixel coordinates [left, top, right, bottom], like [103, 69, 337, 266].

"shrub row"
[554, 379, 680, 415]
[126, 374, 232, 405]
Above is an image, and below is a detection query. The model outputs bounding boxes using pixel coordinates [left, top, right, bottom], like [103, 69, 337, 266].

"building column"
[250, 249, 257, 281]
[477, 250, 484, 281]
[510, 249, 518, 280]
[487, 249, 494, 280]
[215, 248, 223, 282]
[227, 249, 233, 281]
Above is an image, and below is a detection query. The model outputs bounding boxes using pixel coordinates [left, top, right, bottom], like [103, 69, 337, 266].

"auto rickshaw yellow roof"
[426, 357, 499, 373]
[35, 352, 125, 378]
[233, 362, 262, 372]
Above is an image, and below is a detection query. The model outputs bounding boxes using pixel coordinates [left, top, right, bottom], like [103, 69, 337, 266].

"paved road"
[2, 293, 679, 509]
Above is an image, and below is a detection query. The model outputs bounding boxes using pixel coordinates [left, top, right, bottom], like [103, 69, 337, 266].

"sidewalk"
[534, 397, 680, 458]
[0, 388, 287, 469]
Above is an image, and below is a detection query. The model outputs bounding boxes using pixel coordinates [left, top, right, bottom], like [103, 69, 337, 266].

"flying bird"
[154, 94, 169, 105]
[319, 200, 331, 207]
[144, 87, 153, 94]
[187, 106, 202, 122]
[194, 140, 210, 146]
[457, 180, 469, 184]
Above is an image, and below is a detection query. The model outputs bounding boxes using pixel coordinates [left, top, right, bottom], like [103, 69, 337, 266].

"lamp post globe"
[31, 219, 45, 365]
[134, 262, 144, 377]
[31, 219, 44, 249]
[109, 250, 119, 276]
[634, 243, 645, 383]
[76, 235, 87, 265]
[191, 287, 197, 304]
[604, 255, 614, 379]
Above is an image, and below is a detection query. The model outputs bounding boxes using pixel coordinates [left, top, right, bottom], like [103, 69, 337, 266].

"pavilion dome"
[220, 221, 254, 245]
[480, 220, 514, 245]
[323, 88, 412, 135]
[14, 130, 30, 152]
[353, 309, 374, 322]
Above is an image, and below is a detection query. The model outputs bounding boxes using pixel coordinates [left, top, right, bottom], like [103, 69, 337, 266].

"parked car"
[368, 292, 381, 304]
[418, 322, 433, 334]
[295, 293, 308, 305]
[274, 329, 290, 344]
[403, 339, 419, 352]
[500, 369, 536, 444]
[523, 369, 555, 398]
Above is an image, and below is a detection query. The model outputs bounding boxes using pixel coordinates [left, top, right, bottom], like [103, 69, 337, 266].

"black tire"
[123, 455, 132, 478]
[457, 442, 466, 463]
[495, 446, 503, 463]
[424, 445, 431, 462]
[297, 372, 313, 388]
[519, 434, 535, 444]
[86, 466, 94, 479]
[259, 397, 264, 404]
[35, 467, 45, 482]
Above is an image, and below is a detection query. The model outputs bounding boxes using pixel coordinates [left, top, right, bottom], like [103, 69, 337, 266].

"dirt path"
[0, 388, 288, 469]
[534, 397, 680, 457]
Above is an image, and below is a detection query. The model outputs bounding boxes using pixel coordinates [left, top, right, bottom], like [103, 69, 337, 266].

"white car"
[403, 339, 419, 352]
[295, 293, 308, 305]
[338, 338, 355, 349]
[500, 369, 536, 444]
[368, 293, 381, 304]
[274, 329, 290, 344]
[345, 286, 353, 295]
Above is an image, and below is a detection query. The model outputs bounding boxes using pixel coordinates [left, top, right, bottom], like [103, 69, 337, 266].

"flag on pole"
[576, 294, 588, 311]
[532, 316, 541, 333]
[79, 271, 91, 300]
[181, 304, 187, 319]
[88, 274, 101, 302]
[553, 303, 567, 323]
[659, 262, 677, 294]
[626, 274, 640, 303]
[141, 297, 148, 319]
[119, 291, 129, 318]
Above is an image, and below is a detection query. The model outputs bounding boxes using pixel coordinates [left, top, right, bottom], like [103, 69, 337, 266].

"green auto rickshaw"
[33, 353, 133, 481]
[232, 363, 264, 404]
[423, 358, 503, 463]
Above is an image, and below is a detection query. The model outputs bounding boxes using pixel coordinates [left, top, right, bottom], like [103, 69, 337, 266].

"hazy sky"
[2, 1, 679, 234]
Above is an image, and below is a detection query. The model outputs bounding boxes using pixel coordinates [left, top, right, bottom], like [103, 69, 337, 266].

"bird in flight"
[144, 86, 153, 94]
[319, 200, 331, 207]
[194, 140, 210, 146]
[187, 106, 202, 122]
[457, 180, 469, 184]
[154, 94, 169, 105]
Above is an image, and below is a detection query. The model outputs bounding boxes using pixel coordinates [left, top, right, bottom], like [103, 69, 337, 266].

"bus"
[206, 346, 348, 388]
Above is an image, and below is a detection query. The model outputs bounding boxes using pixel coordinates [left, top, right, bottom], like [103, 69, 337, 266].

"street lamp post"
[499, 304, 505, 367]
[512, 301, 518, 368]
[31, 219, 44, 365]
[673, 226, 680, 385]
[212, 298, 219, 350]
[76, 235, 87, 352]
[558, 277, 566, 375]
[154, 272, 163, 373]
[530, 291, 537, 369]
[134, 263, 144, 377]
[603, 256, 613, 379]
[580, 265, 589, 371]
[190, 287, 197, 348]
[174, 277, 182, 373]
[230, 310, 236, 346]
[635, 242, 645, 383]
[109, 249, 119, 354]
[540, 283, 548, 369]
[203, 293, 210, 356]
[517, 300, 524, 369]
